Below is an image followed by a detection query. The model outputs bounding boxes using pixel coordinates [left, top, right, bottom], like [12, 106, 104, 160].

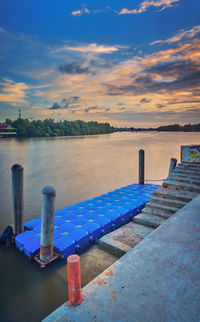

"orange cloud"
[119, 0, 180, 15]
[55, 43, 119, 54]
[151, 25, 200, 45]
[0, 78, 29, 103]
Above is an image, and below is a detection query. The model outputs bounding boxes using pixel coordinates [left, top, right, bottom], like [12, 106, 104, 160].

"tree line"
[3, 118, 114, 137]
[157, 123, 200, 132]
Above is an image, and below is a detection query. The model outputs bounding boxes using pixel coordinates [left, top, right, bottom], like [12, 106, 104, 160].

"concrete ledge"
[44, 194, 200, 322]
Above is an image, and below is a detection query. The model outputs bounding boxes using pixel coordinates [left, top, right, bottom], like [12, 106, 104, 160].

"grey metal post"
[11, 164, 24, 235]
[40, 186, 56, 262]
[168, 158, 177, 176]
[139, 149, 145, 185]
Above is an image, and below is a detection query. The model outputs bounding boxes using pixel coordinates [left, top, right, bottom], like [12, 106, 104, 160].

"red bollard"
[67, 254, 82, 306]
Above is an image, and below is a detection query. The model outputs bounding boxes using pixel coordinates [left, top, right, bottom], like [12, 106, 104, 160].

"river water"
[0, 131, 199, 321]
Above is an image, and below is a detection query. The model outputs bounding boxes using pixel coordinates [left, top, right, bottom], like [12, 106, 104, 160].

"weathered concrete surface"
[98, 222, 153, 255]
[44, 194, 200, 322]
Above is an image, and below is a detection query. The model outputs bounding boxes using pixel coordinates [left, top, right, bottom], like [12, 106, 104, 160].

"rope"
[145, 178, 166, 182]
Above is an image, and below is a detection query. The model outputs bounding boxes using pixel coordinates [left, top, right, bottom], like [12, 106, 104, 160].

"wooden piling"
[11, 164, 24, 235]
[139, 149, 145, 185]
[40, 186, 56, 262]
[168, 158, 177, 176]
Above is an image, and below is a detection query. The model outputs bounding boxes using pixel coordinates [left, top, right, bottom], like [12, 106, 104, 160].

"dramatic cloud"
[71, 8, 90, 16]
[58, 62, 91, 75]
[0, 78, 29, 103]
[56, 43, 119, 54]
[151, 25, 200, 45]
[104, 38, 200, 98]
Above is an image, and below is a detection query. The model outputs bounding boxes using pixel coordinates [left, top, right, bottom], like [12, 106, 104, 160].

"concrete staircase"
[99, 161, 200, 256]
[134, 162, 200, 229]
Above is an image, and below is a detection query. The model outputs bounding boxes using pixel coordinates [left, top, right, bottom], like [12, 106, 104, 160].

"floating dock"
[15, 183, 160, 260]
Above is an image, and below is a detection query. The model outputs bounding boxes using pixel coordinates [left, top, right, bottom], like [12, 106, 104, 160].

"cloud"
[49, 96, 80, 109]
[140, 98, 150, 103]
[56, 43, 119, 54]
[104, 38, 200, 98]
[0, 27, 4, 33]
[84, 105, 98, 113]
[0, 78, 29, 103]
[71, 8, 90, 16]
[58, 62, 91, 75]
[119, 0, 180, 15]
[151, 25, 200, 45]
[157, 104, 165, 108]
[50, 102, 62, 110]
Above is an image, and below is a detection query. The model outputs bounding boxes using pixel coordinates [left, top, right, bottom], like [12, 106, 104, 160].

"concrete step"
[150, 196, 186, 209]
[134, 213, 166, 228]
[153, 187, 197, 202]
[171, 170, 200, 181]
[177, 162, 200, 171]
[167, 174, 200, 186]
[163, 180, 200, 193]
[146, 201, 179, 215]
[141, 207, 171, 219]
[98, 222, 154, 256]
[167, 172, 200, 185]
[173, 168, 200, 177]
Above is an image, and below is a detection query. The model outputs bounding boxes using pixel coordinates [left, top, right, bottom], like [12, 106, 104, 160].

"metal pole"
[11, 164, 24, 235]
[139, 149, 145, 185]
[40, 186, 56, 262]
[67, 254, 82, 306]
[168, 158, 177, 176]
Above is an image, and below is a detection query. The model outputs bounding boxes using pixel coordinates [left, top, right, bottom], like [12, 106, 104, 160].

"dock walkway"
[44, 192, 200, 322]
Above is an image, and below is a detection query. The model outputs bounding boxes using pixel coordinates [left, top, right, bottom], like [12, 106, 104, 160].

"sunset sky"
[0, 0, 200, 127]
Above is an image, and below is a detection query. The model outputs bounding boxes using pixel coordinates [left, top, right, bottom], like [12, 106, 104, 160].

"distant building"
[0, 124, 17, 138]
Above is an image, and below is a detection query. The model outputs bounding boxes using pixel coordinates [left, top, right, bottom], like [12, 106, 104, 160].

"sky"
[0, 0, 200, 127]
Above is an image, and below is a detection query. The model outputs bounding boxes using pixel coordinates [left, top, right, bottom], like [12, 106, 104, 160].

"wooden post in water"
[11, 164, 24, 235]
[168, 158, 177, 176]
[139, 149, 145, 185]
[40, 186, 56, 262]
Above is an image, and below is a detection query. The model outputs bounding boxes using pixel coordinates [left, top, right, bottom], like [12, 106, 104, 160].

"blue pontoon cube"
[82, 222, 101, 242]
[15, 230, 36, 250]
[68, 228, 89, 250]
[23, 236, 40, 258]
[54, 235, 76, 258]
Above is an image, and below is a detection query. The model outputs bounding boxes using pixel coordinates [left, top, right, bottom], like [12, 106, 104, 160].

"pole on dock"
[139, 149, 145, 185]
[40, 186, 56, 262]
[67, 254, 82, 306]
[168, 158, 177, 176]
[11, 164, 24, 235]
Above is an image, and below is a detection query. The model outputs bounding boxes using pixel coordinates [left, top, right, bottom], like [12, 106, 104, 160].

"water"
[0, 131, 199, 321]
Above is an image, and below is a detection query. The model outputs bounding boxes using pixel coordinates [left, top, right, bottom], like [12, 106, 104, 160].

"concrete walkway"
[44, 194, 200, 322]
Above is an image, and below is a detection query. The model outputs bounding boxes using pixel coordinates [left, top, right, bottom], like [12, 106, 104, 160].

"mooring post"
[139, 149, 145, 185]
[11, 164, 24, 235]
[67, 254, 82, 306]
[168, 158, 177, 176]
[40, 186, 56, 262]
